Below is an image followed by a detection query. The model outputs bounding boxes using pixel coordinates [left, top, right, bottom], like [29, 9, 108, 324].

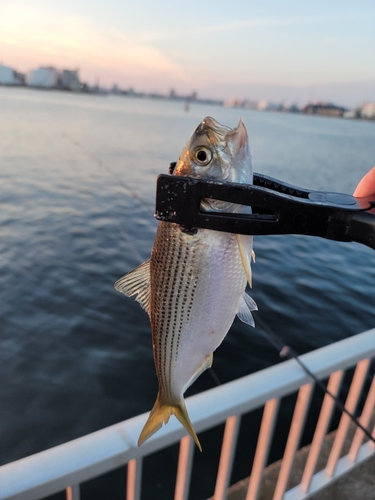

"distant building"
[59, 69, 80, 90]
[111, 84, 121, 94]
[0, 64, 25, 85]
[27, 66, 81, 90]
[257, 100, 281, 111]
[224, 99, 277, 110]
[224, 98, 240, 108]
[282, 102, 300, 113]
[242, 100, 258, 110]
[343, 110, 356, 119]
[302, 102, 347, 117]
[361, 102, 375, 120]
[27, 67, 59, 88]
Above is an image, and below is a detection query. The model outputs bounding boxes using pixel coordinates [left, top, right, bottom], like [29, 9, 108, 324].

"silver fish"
[115, 116, 256, 451]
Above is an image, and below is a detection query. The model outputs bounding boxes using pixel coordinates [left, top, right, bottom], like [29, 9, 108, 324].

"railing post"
[348, 374, 375, 462]
[300, 370, 344, 493]
[371, 423, 375, 450]
[66, 484, 80, 500]
[326, 358, 370, 477]
[273, 383, 313, 500]
[246, 398, 279, 500]
[213, 415, 241, 500]
[174, 436, 195, 500]
[127, 458, 142, 500]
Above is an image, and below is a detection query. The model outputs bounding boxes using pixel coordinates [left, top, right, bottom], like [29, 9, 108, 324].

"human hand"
[353, 166, 375, 198]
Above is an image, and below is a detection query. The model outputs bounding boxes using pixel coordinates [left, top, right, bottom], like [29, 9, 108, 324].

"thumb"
[353, 166, 375, 197]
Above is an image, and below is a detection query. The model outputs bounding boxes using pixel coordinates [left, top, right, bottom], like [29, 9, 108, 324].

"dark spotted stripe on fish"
[151, 221, 198, 402]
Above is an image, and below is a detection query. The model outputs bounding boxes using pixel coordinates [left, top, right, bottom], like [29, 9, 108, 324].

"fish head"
[174, 116, 252, 185]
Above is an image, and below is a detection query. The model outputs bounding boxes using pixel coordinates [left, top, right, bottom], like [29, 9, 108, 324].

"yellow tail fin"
[138, 393, 202, 451]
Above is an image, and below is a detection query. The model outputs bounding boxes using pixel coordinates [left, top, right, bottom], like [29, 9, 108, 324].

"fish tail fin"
[138, 393, 202, 452]
[173, 400, 202, 452]
[138, 393, 171, 447]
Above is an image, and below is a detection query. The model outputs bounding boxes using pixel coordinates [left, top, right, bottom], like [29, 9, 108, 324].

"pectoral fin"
[237, 292, 258, 327]
[236, 234, 254, 287]
[114, 260, 151, 314]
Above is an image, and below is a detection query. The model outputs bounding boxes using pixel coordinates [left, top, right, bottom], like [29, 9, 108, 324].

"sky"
[0, 0, 374, 107]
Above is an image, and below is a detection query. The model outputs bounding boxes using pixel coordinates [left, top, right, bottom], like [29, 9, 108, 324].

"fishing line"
[255, 315, 375, 445]
[61, 132, 151, 208]
[61, 132, 154, 263]
[207, 367, 222, 387]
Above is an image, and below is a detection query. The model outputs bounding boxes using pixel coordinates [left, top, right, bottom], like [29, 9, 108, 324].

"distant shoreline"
[1, 84, 374, 122]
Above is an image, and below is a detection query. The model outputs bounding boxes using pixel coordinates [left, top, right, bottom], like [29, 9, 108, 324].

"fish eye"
[193, 146, 213, 166]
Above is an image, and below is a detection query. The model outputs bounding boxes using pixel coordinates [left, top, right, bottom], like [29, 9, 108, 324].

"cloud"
[136, 18, 289, 43]
[0, 4, 185, 84]
[134, 13, 358, 43]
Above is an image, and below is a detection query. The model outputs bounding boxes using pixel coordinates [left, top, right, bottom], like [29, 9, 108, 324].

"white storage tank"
[27, 67, 59, 88]
[0, 64, 24, 85]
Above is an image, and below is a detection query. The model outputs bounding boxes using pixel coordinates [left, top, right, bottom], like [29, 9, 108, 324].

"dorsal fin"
[114, 260, 151, 315]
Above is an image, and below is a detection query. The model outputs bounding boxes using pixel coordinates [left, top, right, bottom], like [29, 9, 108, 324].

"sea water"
[0, 87, 374, 498]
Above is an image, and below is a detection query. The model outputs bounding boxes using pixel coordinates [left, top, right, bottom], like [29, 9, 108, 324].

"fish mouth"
[194, 116, 232, 147]
[196, 116, 248, 155]
[196, 116, 231, 137]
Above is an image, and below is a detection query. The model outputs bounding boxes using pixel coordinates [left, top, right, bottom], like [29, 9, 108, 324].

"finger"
[353, 166, 375, 197]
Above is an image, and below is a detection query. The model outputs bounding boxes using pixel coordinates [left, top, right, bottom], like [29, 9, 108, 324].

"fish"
[115, 116, 257, 451]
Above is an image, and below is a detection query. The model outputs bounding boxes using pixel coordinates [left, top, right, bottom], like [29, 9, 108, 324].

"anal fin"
[183, 353, 213, 392]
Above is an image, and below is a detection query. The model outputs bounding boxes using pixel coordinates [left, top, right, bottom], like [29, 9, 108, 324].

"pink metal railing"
[0, 329, 374, 500]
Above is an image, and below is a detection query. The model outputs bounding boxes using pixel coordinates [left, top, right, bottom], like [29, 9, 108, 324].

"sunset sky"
[1, 0, 374, 106]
